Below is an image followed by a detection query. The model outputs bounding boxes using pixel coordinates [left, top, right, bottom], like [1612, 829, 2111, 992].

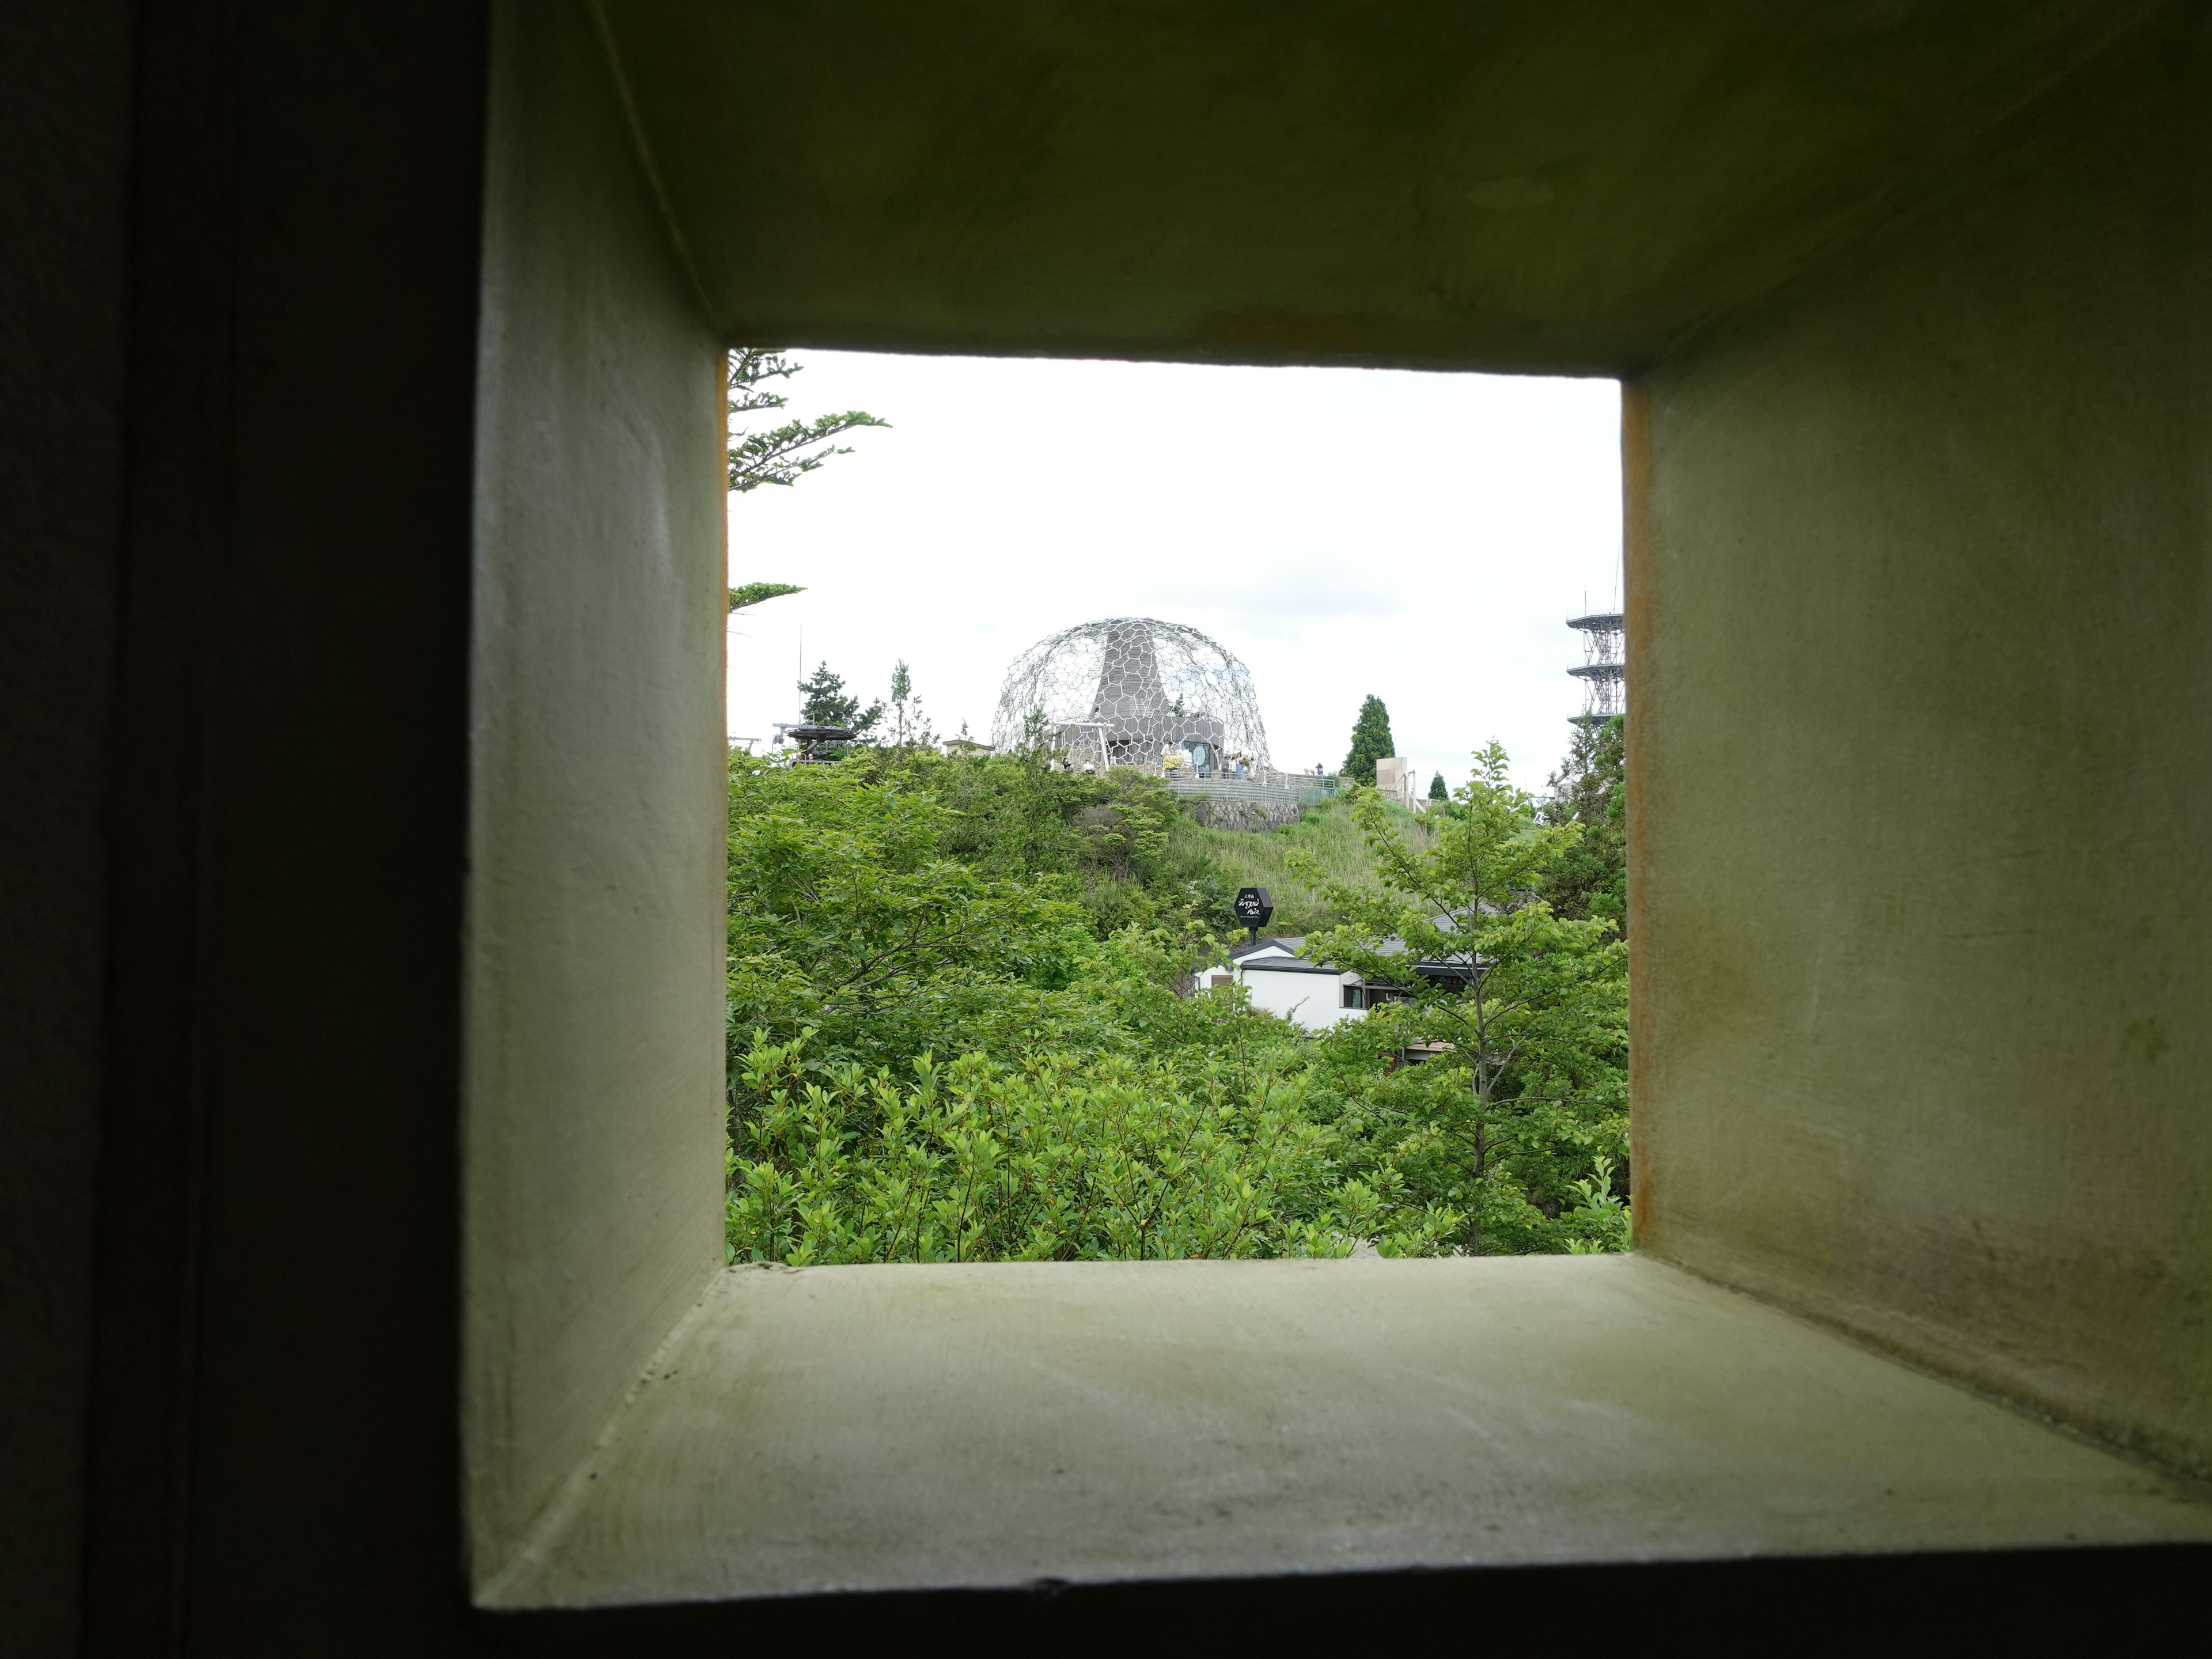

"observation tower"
[1567, 611, 1625, 728]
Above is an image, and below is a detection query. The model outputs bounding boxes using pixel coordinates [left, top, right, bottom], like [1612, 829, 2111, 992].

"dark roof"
[1224, 913, 1485, 983]
[1238, 956, 1344, 977]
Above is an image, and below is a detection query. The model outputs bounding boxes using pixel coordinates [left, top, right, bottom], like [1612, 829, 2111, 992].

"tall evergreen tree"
[1428, 771, 1448, 801]
[797, 662, 883, 736]
[1540, 716, 1626, 936]
[1342, 694, 1396, 785]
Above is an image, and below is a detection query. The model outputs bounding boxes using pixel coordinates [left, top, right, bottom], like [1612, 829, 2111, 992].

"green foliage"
[1298, 743, 1630, 1254]
[727, 348, 888, 492]
[725, 1034, 1421, 1264]
[1429, 771, 1448, 801]
[729, 581, 804, 612]
[724, 754, 1434, 1262]
[1342, 694, 1396, 785]
[726, 754, 1105, 1075]
[1168, 797, 1433, 937]
[849, 745, 1239, 940]
[797, 661, 884, 737]
[1540, 716, 1626, 937]
[724, 741, 1627, 1264]
[882, 660, 932, 749]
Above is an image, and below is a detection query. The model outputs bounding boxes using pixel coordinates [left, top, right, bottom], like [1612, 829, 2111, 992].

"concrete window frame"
[456, 1, 2212, 1618]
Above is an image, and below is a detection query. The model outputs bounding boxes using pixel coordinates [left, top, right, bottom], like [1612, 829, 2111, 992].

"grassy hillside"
[1171, 797, 1436, 937]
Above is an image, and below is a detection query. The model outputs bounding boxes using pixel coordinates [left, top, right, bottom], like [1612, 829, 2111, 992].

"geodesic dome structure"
[990, 618, 1270, 771]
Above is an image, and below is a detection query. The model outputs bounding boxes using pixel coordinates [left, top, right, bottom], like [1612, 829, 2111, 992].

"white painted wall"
[1200, 950, 1363, 1033]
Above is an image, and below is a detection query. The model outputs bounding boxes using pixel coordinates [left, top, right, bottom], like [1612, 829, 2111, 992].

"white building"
[1198, 937, 1366, 1032]
[1198, 918, 1480, 1036]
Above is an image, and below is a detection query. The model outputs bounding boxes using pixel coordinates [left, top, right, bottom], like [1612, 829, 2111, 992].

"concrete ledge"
[480, 1255, 2212, 1609]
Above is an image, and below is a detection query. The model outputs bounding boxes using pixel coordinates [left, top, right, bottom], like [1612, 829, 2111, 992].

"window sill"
[478, 1254, 2212, 1609]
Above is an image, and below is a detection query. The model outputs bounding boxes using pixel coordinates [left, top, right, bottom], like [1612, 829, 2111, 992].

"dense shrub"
[726, 1035, 1460, 1263]
[725, 744, 1627, 1263]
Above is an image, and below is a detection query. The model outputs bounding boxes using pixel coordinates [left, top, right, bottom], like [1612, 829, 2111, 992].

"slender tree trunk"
[1466, 963, 1491, 1255]
[1467, 1119, 1487, 1255]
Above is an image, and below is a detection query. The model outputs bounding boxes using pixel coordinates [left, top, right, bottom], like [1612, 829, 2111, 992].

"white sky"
[726, 352, 1621, 795]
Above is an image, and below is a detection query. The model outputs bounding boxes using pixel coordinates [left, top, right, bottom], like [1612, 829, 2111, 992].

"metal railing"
[1160, 771, 1339, 806]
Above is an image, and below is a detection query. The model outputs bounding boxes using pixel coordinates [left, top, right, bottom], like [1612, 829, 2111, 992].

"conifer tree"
[1342, 694, 1396, 785]
[797, 662, 883, 736]
[1429, 771, 1448, 801]
[726, 348, 887, 492]
[724, 347, 881, 621]
[1540, 716, 1626, 935]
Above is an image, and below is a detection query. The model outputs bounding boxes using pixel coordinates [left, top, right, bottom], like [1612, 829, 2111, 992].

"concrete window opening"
[717, 344, 1627, 1270]
[443, 0, 2212, 1631]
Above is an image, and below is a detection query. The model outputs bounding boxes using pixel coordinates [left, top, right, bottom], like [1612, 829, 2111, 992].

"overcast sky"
[726, 352, 1621, 795]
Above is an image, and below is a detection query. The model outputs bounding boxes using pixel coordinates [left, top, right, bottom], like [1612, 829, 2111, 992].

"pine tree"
[1342, 695, 1396, 785]
[724, 346, 882, 623]
[727, 349, 887, 492]
[1429, 771, 1448, 800]
[1540, 716, 1626, 936]
[797, 662, 884, 736]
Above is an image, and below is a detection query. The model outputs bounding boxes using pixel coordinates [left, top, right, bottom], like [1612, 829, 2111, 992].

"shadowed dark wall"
[69, 3, 491, 1652]
[0, 2, 132, 1650]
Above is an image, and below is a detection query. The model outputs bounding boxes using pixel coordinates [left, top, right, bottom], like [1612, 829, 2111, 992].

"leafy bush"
[726, 753, 1109, 1074]
[869, 747, 1241, 937]
[726, 1035, 1457, 1263]
[724, 742, 1627, 1263]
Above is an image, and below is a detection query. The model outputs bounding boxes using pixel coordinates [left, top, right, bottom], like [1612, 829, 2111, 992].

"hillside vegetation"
[1171, 797, 1435, 937]
[723, 741, 1628, 1264]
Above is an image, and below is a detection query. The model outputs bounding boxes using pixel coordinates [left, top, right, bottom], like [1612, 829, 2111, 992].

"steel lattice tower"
[1567, 611, 1625, 728]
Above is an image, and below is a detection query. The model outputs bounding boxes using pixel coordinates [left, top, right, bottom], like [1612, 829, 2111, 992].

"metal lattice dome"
[990, 617, 1270, 771]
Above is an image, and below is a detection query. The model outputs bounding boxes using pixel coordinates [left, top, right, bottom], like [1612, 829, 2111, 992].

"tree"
[729, 581, 804, 613]
[1428, 771, 1448, 801]
[1300, 743, 1628, 1254]
[725, 346, 883, 633]
[725, 752, 1101, 1073]
[797, 661, 883, 737]
[726, 348, 888, 492]
[1540, 716, 1626, 937]
[847, 740, 1240, 940]
[883, 660, 932, 749]
[1342, 694, 1395, 785]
